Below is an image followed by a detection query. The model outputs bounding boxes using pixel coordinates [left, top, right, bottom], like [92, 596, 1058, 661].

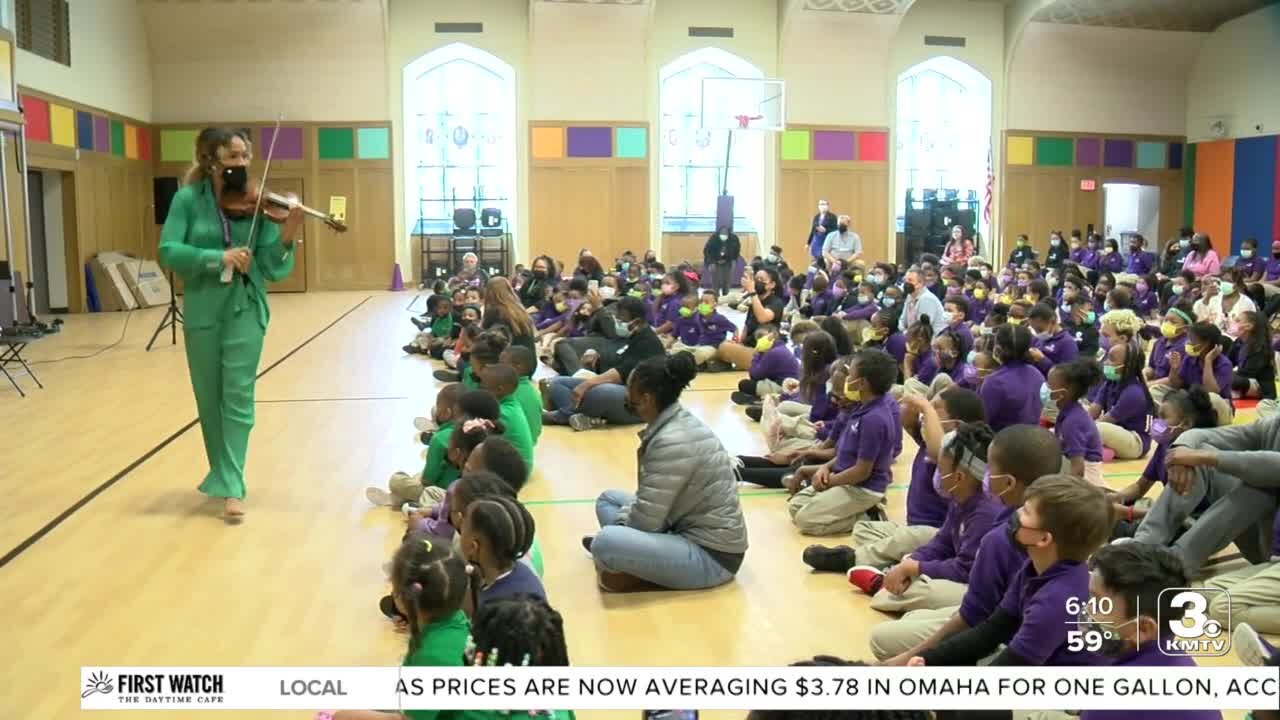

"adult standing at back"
[158, 127, 304, 520]
[584, 352, 748, 592]
[899, 268, 948, 339]
[808, 199, 839, 260]
[703, 224, 741, 297]
[822, 215, 862, 269]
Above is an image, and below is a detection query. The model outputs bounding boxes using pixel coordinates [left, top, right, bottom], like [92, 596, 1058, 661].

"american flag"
[982, 146, 994, 225]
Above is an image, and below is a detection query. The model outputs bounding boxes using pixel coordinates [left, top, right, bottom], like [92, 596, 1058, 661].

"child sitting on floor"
[731, 324, 800, 406]
[1086, 333, 1154, 461]
[367, 383, 467, 510]
[1046, 359, 1105, 484]
[476, 366, 536, 476]
[499, 345, 543, 444]
[463, 596, 575, 720]
[671, 289, 735, 368]
[459, 494, 545, 616]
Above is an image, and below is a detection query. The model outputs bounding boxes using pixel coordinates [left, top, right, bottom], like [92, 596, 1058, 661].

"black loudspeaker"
[154, 177, 179, 225]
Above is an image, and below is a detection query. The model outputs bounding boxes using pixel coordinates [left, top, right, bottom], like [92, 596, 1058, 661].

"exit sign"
[1080, 179, 1097, 191]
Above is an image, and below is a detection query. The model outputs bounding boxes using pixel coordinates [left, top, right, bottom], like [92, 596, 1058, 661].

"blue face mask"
[615, 318, 632, 337]
[882, 297, 897, 308]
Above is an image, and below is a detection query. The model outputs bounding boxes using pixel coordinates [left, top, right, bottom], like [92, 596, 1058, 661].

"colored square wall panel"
[531, 127, 564, 159]
[1075, 138, 1100, 166]
[124, 124, 138, 159]
[137, 127, 151, 161]
[357, 127, 390, 159]
[1169, 143, 1184, 170]
[781, 130, 810, 160]
[1136, 141, 1166, 169]
[813, 131, 855, 161]
[1104, 139, 1134, 167]
[1006, 135, 1033, 165]
[566, 126, 611, 157]
[75, 111, 93, 150]
[22, 95, 49, 143]
[93, 116, 109, 152]
[1034, 137, 1073, 166]
[318, 127, 355, 160]
[110, 120, 125, 157]
[161, 129, 198, 163]
[50, 104, 74, 147]
[615, 127, 646, 158]
[857, 131, 888, 162]
[1230, 135, 1277, 254]
[262, 126, 303, 160]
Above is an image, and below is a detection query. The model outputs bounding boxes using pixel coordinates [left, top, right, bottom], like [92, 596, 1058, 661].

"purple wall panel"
[812, 131, 856, 161]
[566, 126, 612, 157]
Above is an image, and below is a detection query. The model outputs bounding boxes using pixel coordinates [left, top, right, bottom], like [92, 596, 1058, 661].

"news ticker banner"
[81, 666, 1279, 711]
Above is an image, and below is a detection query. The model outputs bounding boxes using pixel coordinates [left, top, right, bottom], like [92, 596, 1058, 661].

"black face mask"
[837, 223, 848, 232]
[532, 269, 547, 281]
[903, 282, 916, 296]
[755, 281, 768, 295]
[220, 165, 248, 193]
[1006, 512, 1027, 555]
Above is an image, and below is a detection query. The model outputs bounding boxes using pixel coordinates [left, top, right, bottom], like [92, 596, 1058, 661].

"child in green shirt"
[500, 345, 543, 445]
[465, 595, 575, 720]
[367, 384, 466, 509]
[475, 367, 535, 478]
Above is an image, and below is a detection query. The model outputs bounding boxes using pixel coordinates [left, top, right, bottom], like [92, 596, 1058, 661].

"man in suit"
[807, 199, 839, 260]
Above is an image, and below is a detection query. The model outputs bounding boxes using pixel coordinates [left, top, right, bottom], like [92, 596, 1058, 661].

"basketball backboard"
[699, 77, 785, 131]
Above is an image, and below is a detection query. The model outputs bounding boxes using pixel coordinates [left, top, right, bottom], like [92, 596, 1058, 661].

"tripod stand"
[146, 271, 183, 351]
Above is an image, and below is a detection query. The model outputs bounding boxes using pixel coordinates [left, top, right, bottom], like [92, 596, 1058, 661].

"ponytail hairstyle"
[799, 331, 838, 404]
[1101, 309, 1144, 340]
[1187, 322, 1225, 355]
[993, 323, 1032, 365]
[1055, 359, 1104, 402]
[942, 421, 995, 482]
[467, 595, 570, 668]
[448, 410, 506, 469]
[906, 314, 934, 352]
[819, 316, 853, 356]
[1164, 387, 1219, 430]
[183, 127, 252, 186]
[629, 351, 698, 412]
[464, 496, 536, 571]
[390, 535, 469, 655]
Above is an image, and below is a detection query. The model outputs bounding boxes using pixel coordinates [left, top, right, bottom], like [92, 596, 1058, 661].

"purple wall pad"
[813, 131, 856, 161]
[262, 127, 304, 160]
[1104, 139, 1135, 167]
[1075, 138, 1100, 166]
[566, 126, 612, 157]
[93, 115, 109, 152]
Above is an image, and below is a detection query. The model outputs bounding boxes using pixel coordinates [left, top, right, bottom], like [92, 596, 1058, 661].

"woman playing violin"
[158, 127, 303, 520]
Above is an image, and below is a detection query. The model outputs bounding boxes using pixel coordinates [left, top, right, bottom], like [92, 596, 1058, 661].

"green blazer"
[158, 178, 295, 330]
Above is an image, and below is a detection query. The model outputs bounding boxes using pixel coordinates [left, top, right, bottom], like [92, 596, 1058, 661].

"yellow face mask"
[862, 326, 879, 344]
[973, 289, 987, 300]
[1160, 322, 1180, 339]
[1000, 294, 1013, 305]
[843, 376, 862, 403]
[1008, 317, 1024, 325]
[1184, 344, 1202, 358]
[755, 337, 775, 353]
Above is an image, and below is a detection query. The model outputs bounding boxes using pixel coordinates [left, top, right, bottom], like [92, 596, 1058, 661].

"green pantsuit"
[158, 178, 295, 499]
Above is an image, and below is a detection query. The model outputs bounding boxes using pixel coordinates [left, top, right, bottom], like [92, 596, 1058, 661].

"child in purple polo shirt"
[1146, 305, 1192, 393]
[732, 324, 801, 405]
[1046, 360, 1105, 485]
[670, 293, 701, 348]
[863, 310, 907, 366]
[1028, 303, 1079, 377]
[874, 425, 1064, 662]
[804, 387, 987, 571]
[941, 296, 974, 351]
[1075, 543, 1222, 720]
[1236, 237, 1266, 281]
[965, 280, 992, 325]
[1125, 235, 1156, 276]
[671, 290, 734, 368]
[910, 474, 1112, 667]
[835, 281, 879, 322]
[902, 317, 939, 396]
[1165, 322, 1235, 426]
[1132, 273, 1160, 317]
[804, 271, 837, 318]
[786, 349, 902, 536]
[979, 324, 1045, 431]
[1088, 336, 1154, 461]
[844, 423, 1004, 615]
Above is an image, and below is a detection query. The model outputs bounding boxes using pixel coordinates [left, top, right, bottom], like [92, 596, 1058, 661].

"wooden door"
[267, 177, 307, 292]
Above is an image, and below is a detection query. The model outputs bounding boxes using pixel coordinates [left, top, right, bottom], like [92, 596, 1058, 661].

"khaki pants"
[788, 484, 885, 536]
[903, 372, 955, 400]
[717, 341, 754, 370]
[388, 473, 448, 508]
[1205, 561, 1280, 634]
[852, 520, 938, 567]
[1097, 422, 1145, 459]
[869, 606, 956, 660]
[871, 576, 968, 614]
[670, 341, 719, 366]
[1150, 382, 1233, 426]
[754, 378, 783, 397]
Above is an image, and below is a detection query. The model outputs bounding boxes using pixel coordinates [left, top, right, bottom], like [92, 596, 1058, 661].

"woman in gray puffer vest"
[583, 351, 749, 592]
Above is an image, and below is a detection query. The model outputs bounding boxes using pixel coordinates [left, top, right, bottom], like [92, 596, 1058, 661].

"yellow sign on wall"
[328, 196, 347, 223]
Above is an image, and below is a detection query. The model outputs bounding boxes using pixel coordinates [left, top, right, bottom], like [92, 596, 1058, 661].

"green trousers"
[184, 305, 265, 500]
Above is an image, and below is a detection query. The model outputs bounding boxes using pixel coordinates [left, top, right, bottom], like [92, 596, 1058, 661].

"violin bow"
[245, 113, 283, 256]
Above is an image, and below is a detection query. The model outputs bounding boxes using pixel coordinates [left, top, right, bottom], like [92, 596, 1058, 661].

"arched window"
[403, 43, 516, 234]
[894, 56, 992, 239]
[659, 48, 764, 236]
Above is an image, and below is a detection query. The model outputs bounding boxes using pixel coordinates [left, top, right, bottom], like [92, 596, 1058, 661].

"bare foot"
[223, 497, 245, 520]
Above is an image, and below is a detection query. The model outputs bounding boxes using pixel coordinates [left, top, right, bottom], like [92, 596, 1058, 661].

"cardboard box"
[89, 253, 140, 312]
[121, 259, 171, 307]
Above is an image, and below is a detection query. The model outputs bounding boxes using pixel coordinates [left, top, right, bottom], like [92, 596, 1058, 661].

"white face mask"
[719, 233, 728, 241]
[599, 286, 616, 299]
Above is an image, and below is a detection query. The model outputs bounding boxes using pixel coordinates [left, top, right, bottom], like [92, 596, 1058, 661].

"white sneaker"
[1233, 623, 1272, 667]
[569, 413, 607, 432]
[365, 487, 395, 507]
[402, 502, 423, 517]
[413, 417, 436, 434]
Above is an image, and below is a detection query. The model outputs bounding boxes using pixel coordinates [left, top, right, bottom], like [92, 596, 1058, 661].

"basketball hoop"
[734, 114, 763, 129]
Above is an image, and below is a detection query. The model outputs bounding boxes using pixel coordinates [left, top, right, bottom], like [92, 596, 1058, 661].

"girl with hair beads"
[407, 412, 506, 538]
[464, 596, 574, 720]
[460, 495, 545, 614]
[336, 539, 472, 720]
[1046, 359, 1105, 484]
[979, 324, 1045, 430]
[1087, 329, 1154, 461]
[1110, 388, 1218, 539]
[462, 436, 543, 577]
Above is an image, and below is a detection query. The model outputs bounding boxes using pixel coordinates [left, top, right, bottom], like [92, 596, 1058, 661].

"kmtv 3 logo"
[1158, 587, 1230, 657]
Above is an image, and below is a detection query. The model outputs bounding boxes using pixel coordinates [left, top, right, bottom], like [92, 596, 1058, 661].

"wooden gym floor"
[0, 292, 1255, 720]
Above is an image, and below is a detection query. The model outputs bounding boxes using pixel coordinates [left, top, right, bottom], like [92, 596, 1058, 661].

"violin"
[220, 180, 348, 233]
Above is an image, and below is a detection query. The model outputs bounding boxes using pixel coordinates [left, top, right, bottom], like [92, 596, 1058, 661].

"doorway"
[24, 169, 71, 314]
[1103, 183, 1160, 247]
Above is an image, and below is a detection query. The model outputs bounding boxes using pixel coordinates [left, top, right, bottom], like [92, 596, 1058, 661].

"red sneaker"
[847, 566, 884, 595]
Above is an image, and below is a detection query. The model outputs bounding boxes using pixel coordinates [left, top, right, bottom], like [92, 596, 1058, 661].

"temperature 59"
[1065, 596, 1116, 653]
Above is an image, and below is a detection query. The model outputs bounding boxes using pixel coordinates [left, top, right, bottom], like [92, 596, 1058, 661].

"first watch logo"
[82, 671, 227, 706]
[82, 671, 115, 698]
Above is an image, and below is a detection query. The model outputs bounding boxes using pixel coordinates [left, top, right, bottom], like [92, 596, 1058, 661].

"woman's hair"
[1239, 310, 1272, 356]
[819, 316, 853, 356]
[531, 255, 557, 277]
[465, 495, 535, 569]
[942, 421, 995, 477]
[632, 351, 698, 410]
[1164, 387, 1218, 429]
[1054, 359, 1103, 400]
[1101, 309, 1144, 339]
[993, 323, 1032, 364]
[391, 535, 470, 654]
[576, 254, 603, 277]
[756, 266, 782, 295]
[182, 127, 251, 186]
[483, 277, 535, 337]
[468, 595, 570, 667]
[472, 436, 528, 494]
[799, 331, 838, 404]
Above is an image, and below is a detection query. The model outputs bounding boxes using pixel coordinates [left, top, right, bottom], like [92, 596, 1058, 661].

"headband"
[1169, 308, 1192, 325]
[463, 418, 494, 433]
[941, 430, 988, 480]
